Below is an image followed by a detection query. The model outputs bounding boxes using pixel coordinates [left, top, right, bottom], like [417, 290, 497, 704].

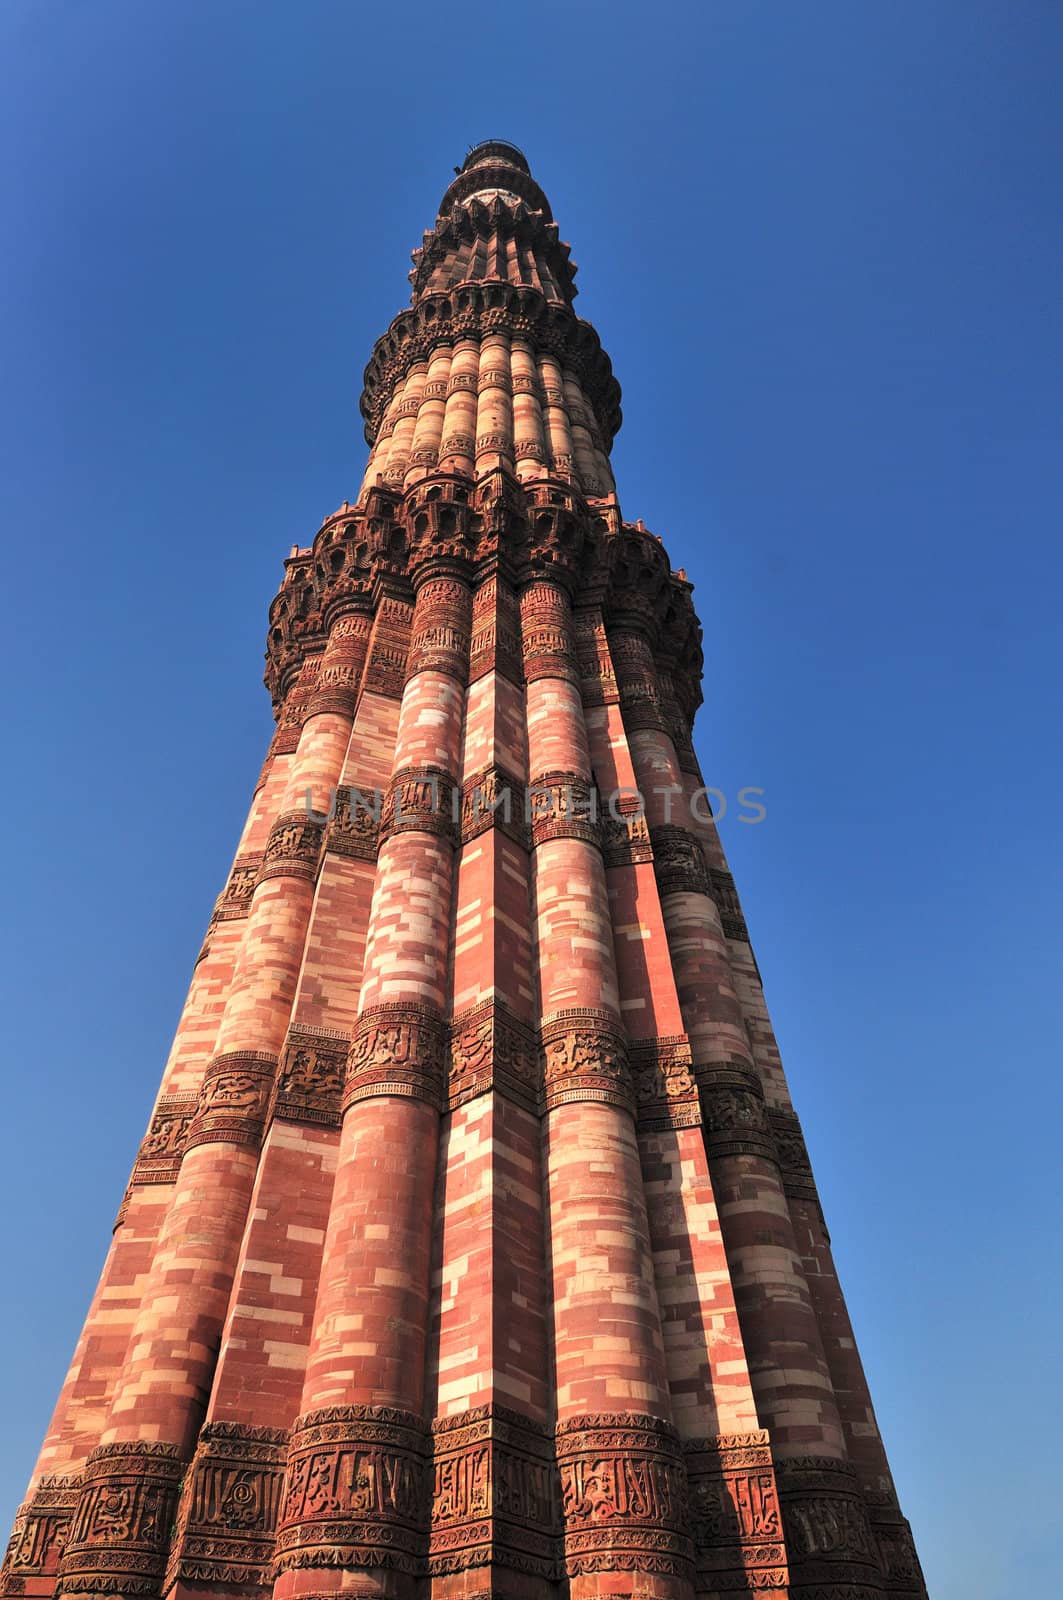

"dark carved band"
[165, 1422, 288, 1589]
[460, 763, 531, 848]
[708, 866, 750, 941]
[210, 854, 263, 923]
[258, 813, 325, 885]
[273, 1405, 430, 1577]
[629, 1035, 701, 1131]
[775, 1456, 884, 1595]
[1, 1473, 80, 1587]
[429, 1404, 559, 1578]
[380, 766, 460, 846]
[130, 1095, 197, 1185]
[698, 1060, 775, 1162]
[449, 1000, 539, 1113]
[272, 1025, 347, 1129]
[58, 1443, 184, 1595]
[683, 1431, 789, 1595]
[555, 1413, 692, 1578]
[346, 1004, 448, 1110]
[651, 824, 711, 898]
[184, 1051, 277, 1153]
[541, 1010, 632, 1113]
[323, 783, 381, 861]
[528, 771, 599, 849]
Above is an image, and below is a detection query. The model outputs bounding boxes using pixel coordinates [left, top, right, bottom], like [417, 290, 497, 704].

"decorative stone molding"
[130, 1095, 198, 1185]
[165, 1422, 288, 1589]
[774, 1455, 884, 1597]
[528, 770, 598, 849]
[0, 1473, 80, 1591]
[554, 1413, 692, 1579]
[271, 1024, 347, 1129]
[769, 1106, 820, 1204]
[698, 1060, 776, 1162]
[429, 1404, 560, 1579]
[541, 1010, 632, 1113]
[651, 824, 711, 898]
[406, 573, 473, 682]
[323, 783, 381, 861]
[708, 866, 750, 942]
[683, 1430, 789, 1596]
[273, 1406, 430, 1578]
[460, 762, 531, 849]
[469, 573, 522, 684]
[58, 1443, 184, 1595]
[601, 799, 652, 867]
[258, 813, 325, 885]
[184, 1051, 276, 1153]
[380, 765, 460, 847]
[345, 1004, 448, 1110]
[867, 1499, 927, 1596]
[449, 1000, 539, 1112]
[629, 1035, 701, 1131]
[210, 853, 263, 923]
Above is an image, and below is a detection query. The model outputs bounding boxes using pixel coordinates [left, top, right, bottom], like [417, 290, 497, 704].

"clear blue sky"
[2, 5, 1060, 1595]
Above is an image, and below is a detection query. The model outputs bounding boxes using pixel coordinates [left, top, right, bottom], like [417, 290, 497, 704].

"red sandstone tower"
[2, 142, 927, 1600]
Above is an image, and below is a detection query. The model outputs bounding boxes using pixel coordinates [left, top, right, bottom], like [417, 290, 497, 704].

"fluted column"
[272, 558, 472, 1600]
[537, 352, 575, 480]
[521, 577, 692, 1600]
[562, 369, 602, 493]
[511, 337, 548, 482]
[384, 361, 429, 487]
[437, 337, 479, 477]
[475, 331, 514, 475]
[404, 344, 452, 487]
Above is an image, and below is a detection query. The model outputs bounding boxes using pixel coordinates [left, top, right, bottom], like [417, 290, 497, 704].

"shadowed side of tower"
[2, 141, 927, 1600]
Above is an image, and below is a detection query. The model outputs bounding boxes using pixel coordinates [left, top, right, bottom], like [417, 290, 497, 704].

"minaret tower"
[2, 141, 927, 1600]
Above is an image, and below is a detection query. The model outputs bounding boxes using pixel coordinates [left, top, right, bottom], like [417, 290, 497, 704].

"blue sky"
[1, 4, 1060, 1595]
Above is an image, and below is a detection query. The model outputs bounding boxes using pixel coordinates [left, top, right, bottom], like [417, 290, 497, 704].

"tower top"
[461, 139, 530, 175]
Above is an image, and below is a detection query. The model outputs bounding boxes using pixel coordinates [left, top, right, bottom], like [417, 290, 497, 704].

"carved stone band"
[58, 1442, 184, 1596]
[528, 771, 599, 849]
[774, 1455, 882, 1594]
[210, 854, 263, 923]
[429, 1403, 559, 1579]
[258, 813, 325, 885]
[272, 1025, 347, 1129]
[697, 1061, 775, 1163]
[131, 1095, 198, 1185]
[651, 824, 711, 899]
[449, 1000, 539, 1113]
[554, 1412, 692, 1579]
[682, 1430, 789, 1595]
[628, 1035, 701, 1131]
[323, 782, 381, 862]
[768, 1106, 820, 1204]
[165, 1422, 288, 1591]
[273, 1405, 430, 1578]
[184, 1051, 277, 1154]
[2, 1472, 81, 1584]
[541, 1011, 632, 1114]
[345, 1004, 448, 1110]
[380, 766, 460, 847]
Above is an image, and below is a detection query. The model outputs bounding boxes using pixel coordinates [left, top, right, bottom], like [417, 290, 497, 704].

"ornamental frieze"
[58, 1443, 184, 1596]
[774, 1455, 883, 1594]
[600, 806, 653, 868]
[210, 854, 262, 922]
[460, 763, 530, 849]
[272, 1025, 347, 1128]
[380, 766, 460, 846]
[628, 1036, 700, 1131]
[651, 824, 711, 898]
[768, 1106, 820, 1205]
[184, 1051, 276, 1153]
[130, 1095, 198, 1185]
[429, 1405, 560, 1578]
[554, 1413, 692, 1579]
[345, 1004, 447, 1109]
[867, 1501, 926, 1593]
[527, 771, 598, 849]
[449, 1000, 539, 1113]
[469, 574, 522, 684]
[708, 866, 750, 942]
[541, 1011, 632, 1113]
[1, 1474, 79, 1589]
[165, 1422, 288, 1590]
[698, 1061, 775, 1162]
[682, 1431, 789, 1595]
[258, 813, 325, 884]
[273, 1405, 430, 1577]
[323, 783, 381, 861]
